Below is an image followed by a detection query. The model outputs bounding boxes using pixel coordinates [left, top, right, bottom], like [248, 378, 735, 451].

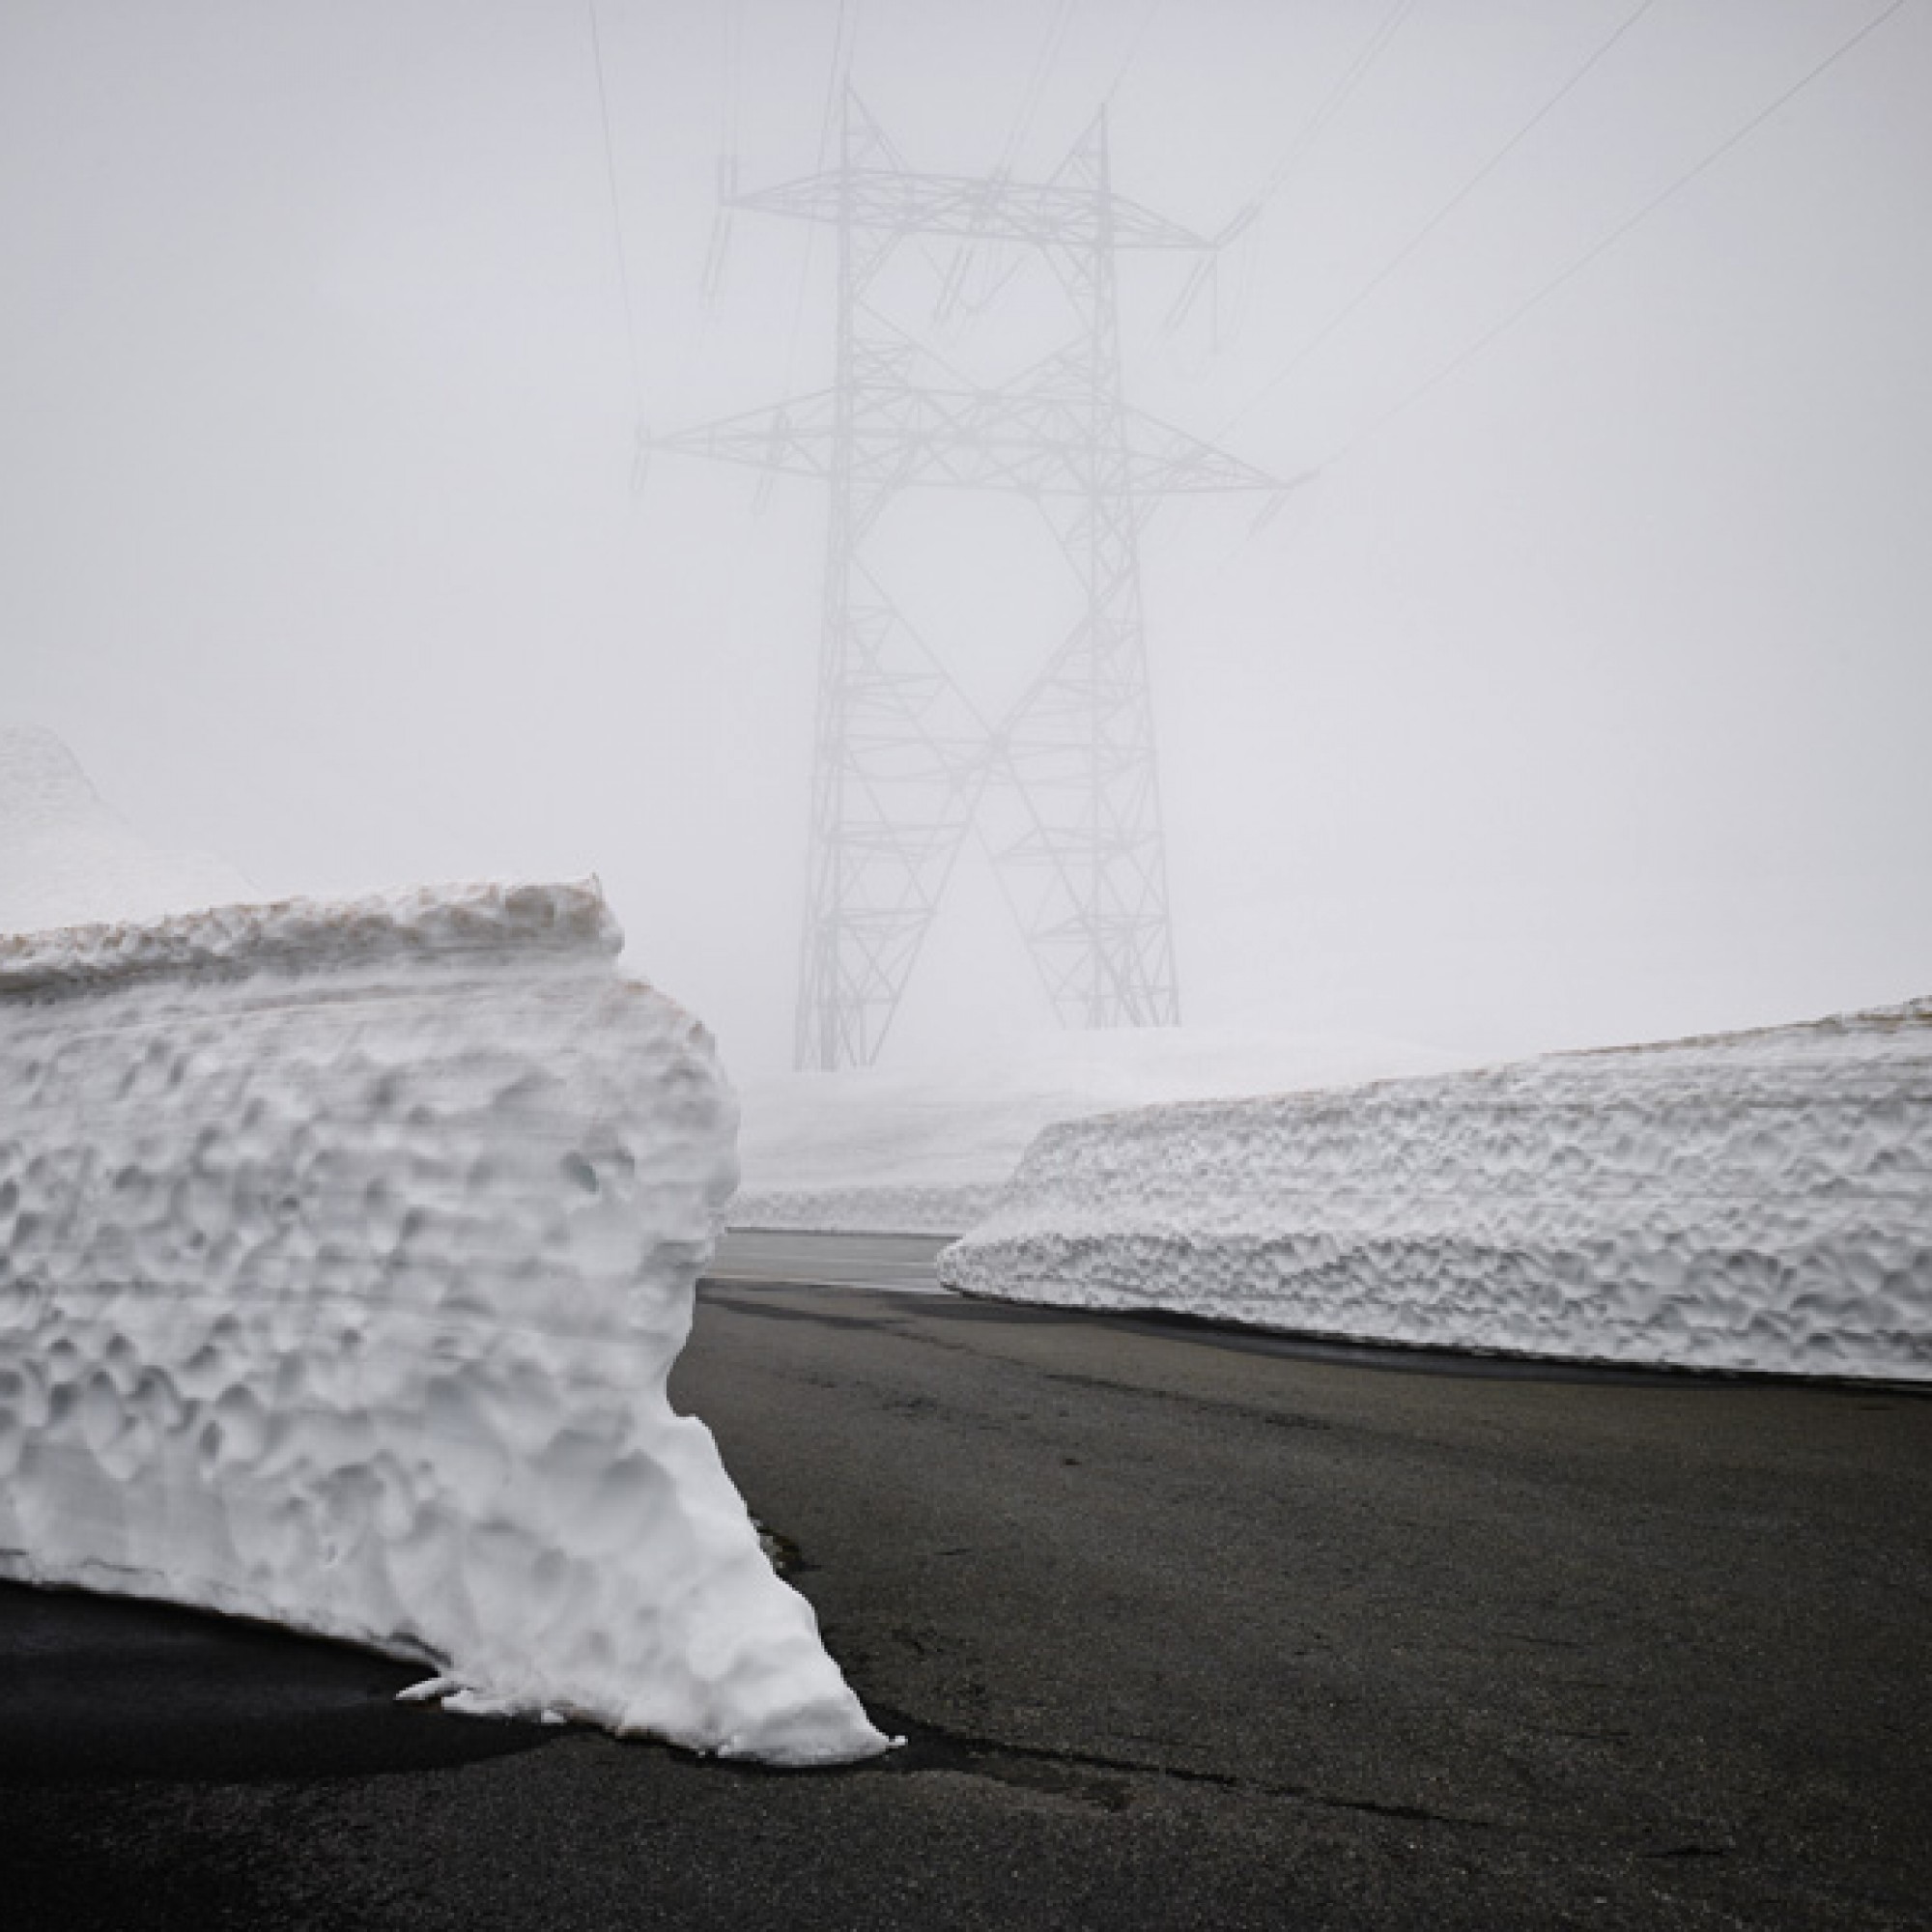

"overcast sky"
[4, 0, 1927, 1076]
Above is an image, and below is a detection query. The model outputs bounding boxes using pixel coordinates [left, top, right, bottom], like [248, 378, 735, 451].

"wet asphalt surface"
[4, 1271, 1929, 1930]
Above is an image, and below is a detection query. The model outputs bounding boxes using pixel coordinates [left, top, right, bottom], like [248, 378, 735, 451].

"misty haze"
[2, 4, 1929, 1928]
[8, 0, 1928, 1075]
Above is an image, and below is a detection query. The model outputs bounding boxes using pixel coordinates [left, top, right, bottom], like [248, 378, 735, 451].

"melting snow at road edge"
[941, 1005, 1932, 1381]
[0, 878, 889, 1765]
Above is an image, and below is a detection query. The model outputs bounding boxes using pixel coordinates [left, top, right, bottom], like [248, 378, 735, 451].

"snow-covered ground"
[940, 1005, 1932, 1381]
[0, 730, 886, 1766]
[0, 724, 251, 933]
[733, 1028, 1472, 1235]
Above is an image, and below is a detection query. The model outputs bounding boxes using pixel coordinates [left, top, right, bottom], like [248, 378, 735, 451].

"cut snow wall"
[939, 1004, 1932, 1381]
[0, 880, 886, 1765]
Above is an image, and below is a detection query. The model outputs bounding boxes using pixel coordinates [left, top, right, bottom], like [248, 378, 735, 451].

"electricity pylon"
[651, 92, 1277, 1069]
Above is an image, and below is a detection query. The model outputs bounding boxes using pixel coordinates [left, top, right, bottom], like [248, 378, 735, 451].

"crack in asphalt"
[873, 1705, 1501, 1831]
[744, 1494, 1491, 1834]
[874, 1708, 1744, 1869]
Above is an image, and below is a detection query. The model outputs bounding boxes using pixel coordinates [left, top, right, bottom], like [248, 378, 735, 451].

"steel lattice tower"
[653, 93, 1276, 1068]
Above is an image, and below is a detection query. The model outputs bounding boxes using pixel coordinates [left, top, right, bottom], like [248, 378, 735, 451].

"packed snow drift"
[734, 1028, 1470, 1235]
[0, 876, 887, 1765]
[940, 1004, 1932, 1380]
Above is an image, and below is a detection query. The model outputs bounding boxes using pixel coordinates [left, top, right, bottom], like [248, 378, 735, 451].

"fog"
[4, 0, 1927, 1077]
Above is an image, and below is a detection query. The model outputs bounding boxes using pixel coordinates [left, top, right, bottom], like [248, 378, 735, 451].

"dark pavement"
[4, 1270, 1929, 1929]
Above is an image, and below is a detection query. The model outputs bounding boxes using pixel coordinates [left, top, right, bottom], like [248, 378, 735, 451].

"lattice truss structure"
[652, 93, 1277, 1069]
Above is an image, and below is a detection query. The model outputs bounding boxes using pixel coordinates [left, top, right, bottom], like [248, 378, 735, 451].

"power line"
[1309, 0, 1914, 476]
[586, 0, 645, 424]
[935, 0, 1090, 332]
[1216, 0, 1660, 438]
[1101, 0, 1163, 105]
[1254, 0, 1418, 208]
[813, 0, 859, 175]
[996, 0, 1080, 180]
[780, 0, 862, 396]
[931, 0, 1080, 330]
[1164, 0, 1416, 338]
[699, 0, 744, 302]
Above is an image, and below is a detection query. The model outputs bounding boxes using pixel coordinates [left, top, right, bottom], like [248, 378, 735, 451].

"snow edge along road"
[942, 1001, 1932, 1382]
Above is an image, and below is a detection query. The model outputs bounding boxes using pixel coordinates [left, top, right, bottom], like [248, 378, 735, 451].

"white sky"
[3, 0, 1927, 1075]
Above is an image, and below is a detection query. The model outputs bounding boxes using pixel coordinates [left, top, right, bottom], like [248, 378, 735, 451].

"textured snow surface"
[0, 878, 887, 1765]
[0, 724, 251, 933]
[731, 1180, 1002, 1237]
[735, 1029, 1468, 1235]
[940, 1004, 1932, 1380]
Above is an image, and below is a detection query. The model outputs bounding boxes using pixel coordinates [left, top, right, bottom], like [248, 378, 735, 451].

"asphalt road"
[5, 1264, 1929, 1930]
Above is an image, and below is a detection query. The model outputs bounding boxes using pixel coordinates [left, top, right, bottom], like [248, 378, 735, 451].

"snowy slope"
[0, 724, 251, 932]
[734, 1028, 1470, 1235]
[940, 1005, 1932, 1380]
[0, 879, 887, 1764]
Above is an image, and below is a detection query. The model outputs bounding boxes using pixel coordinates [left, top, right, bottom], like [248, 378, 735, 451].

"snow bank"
[940, 1004, 1932, 1381]
[0, 724, 251, 932]
[0, 878, 887, 1765]
[735, 1028, 1468, 1235]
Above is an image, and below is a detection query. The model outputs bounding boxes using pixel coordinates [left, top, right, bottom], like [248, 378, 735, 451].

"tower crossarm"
[733, 167, 1208, 250]
[648, 388, 1279, 497]
[647, 390, 839, 481]
[1114, 409, 1281, 494]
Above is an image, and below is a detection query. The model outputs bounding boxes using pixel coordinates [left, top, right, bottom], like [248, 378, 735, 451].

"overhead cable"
[586, 0, 646, 426]
[1311, 0, 1915, 476]
[781, 0, 862, 397]
[1102, 0, 1164, 105]
[1250, 0, 1418, 213]
[1215, 0, 1661, 436]
[997, 0, 1081, 181]
[934, 0, 1080, 330]
[700, 0, 744, 301]
[1165, 0, 1417, 339]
